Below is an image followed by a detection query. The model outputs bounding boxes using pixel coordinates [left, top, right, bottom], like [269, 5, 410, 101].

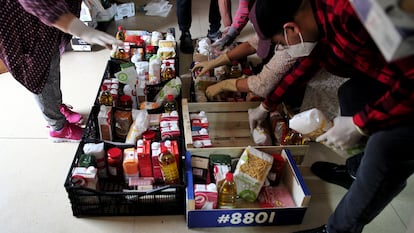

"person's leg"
[311, 77, 389, 188]
[33, 49, 66, 131]
[327, 124, 414, 233]
[176, 0, 194, 53]
[218, 0, 232, 28]
[33, 49, 82, 142]
[176, 0, 192, 32]
[207, 0, 222, 41]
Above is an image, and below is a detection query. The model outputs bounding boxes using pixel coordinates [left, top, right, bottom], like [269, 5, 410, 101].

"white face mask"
[284, 29, 317, 57]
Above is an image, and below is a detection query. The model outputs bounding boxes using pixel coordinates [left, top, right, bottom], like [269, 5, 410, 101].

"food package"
[153, 77, 182, 106]
[125, 109, 150, 144]
[234, 146, 273, 202]
[289, 108, 332, 139]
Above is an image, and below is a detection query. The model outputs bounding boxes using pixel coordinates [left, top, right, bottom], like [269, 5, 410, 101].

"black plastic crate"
[64, 140, 186, 217]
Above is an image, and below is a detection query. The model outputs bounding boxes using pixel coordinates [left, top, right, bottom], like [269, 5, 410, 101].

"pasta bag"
[234, 146, 273, 202]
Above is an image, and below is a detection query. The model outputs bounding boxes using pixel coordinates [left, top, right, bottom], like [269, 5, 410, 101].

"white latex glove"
[67, 18, 122, 49]
[248, 103, 269, 133]
[316, 116, 364, 150]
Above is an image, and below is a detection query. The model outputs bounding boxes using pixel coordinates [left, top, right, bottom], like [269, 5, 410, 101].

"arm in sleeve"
[17, 0, 72, 26]
[247, 48, 297, 97]
[227, 0, 251, 36]
[353, 56, 414, 134]
[263, 55, 320, 111]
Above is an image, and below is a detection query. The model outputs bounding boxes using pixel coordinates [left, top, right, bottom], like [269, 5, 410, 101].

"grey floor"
[0, 0, 413, 232]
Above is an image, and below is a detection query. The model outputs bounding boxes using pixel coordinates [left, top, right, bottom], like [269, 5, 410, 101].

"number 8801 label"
[216, 212, 276, 225]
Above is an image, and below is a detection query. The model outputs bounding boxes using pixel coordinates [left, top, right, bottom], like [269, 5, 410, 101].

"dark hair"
[255, 0, 303, 38]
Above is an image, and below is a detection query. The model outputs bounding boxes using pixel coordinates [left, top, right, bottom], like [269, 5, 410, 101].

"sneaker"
[60, 104, 83, 125]
[293, 225, 328, 233]
[311, 161, 355, 189]
[49, 122, 83, 143]
[207, 29, 222, 42]
[179, 31, 194, 54]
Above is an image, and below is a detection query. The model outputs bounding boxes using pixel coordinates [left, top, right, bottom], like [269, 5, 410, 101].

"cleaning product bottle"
[218, 172, 237, 209]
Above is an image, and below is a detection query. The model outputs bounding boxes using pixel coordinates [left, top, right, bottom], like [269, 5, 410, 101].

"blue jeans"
[176, 0, 221, 33]
[327, 78, 414, 233]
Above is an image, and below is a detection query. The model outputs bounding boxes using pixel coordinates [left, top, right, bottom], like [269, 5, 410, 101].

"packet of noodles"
[234, 146, 273, 202]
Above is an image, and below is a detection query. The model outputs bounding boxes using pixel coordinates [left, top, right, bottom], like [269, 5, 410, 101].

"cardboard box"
[185, 148, 311, 228]
[350, 0, 414, 61]
[71, 37, 92, 51]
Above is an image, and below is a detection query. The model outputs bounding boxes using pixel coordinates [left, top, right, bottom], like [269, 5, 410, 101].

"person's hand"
[211, 34, 236, 51]
[316, 116, 365, 150]
[191, 53, 231, 77]
[205, 78, 238, 100]
[248, 103, 269, 133]
[67, 18, 123, 49]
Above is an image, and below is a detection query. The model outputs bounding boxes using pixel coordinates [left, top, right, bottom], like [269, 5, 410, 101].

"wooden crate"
[181, 98, 309, 165]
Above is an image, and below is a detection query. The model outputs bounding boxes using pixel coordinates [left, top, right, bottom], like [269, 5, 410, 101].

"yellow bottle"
[158, 147, 180, 184]
[218, 172, 237, 209]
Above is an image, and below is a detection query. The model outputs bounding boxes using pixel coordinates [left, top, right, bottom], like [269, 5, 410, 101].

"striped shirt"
[263, 0, 414, 134]
[0, 0, 81, 94]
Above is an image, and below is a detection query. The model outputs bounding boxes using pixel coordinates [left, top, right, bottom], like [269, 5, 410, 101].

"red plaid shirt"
[0, 0, 81, 94]
[263, 0, 414, 134]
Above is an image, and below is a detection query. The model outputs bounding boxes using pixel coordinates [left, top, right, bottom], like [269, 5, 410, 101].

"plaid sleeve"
[353, 56, 414, 133]
[17, 0, 73, 26]
[263, 54, 321, 111]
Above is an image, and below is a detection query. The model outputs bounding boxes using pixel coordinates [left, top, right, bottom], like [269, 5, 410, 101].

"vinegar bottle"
[158, 147, 180, 184]
[218, 172, 237, 209]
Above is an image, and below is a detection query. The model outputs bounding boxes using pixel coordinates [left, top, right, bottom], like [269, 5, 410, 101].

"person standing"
[176, 0, 223, 54]
[0, 0, 122, 142]
[249, 0, 414, 232]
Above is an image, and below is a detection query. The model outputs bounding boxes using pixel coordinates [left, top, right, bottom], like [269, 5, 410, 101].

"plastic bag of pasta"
[234, 146, 274, 202]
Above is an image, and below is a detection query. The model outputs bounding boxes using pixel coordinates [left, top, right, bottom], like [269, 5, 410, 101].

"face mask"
[284, 29, 317, 57]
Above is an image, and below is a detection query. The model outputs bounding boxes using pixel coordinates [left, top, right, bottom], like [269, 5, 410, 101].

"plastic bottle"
[164, 94, 178, 113]
[218, 172, 237, 209]
[229, 61, 242, 78]
[158, 146, 180, 185]
[99, 85, 113, 106]
[107, 147, 123, 179]
[116, 26, 126, 41]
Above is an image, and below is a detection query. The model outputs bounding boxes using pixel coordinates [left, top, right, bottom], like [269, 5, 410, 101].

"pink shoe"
[60, 104, 84, 125]
[49, 122, 83, 143]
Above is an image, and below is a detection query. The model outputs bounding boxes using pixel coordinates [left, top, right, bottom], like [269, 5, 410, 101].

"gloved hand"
[67, 18, 122, 49]
[316, 116, 365, 150]
[211, 34, 236, 51]
[248, 103, 269, 133]
[205, 78, 238, 100]
[191, 53, 231, 77]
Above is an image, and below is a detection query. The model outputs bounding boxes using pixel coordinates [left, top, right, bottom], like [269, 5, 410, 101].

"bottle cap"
[107, 147, 122, 159]
[225, 172, 234, 181]
[120, 95, 131, 102]
[118, 26, 123, 31]
[142, 130, 156, 141]
[167, 94, 174, 101]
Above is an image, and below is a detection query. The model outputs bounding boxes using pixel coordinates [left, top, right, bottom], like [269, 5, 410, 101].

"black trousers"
[176, 0, 221, 33]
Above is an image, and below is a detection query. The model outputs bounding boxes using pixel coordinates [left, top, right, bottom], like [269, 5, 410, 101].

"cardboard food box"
[185, 147, 311, 228]
[181, 98, 309, 165]
[350, 0, 414, 61]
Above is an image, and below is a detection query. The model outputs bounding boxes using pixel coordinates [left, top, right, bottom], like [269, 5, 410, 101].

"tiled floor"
[0, 1, 413, 233]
